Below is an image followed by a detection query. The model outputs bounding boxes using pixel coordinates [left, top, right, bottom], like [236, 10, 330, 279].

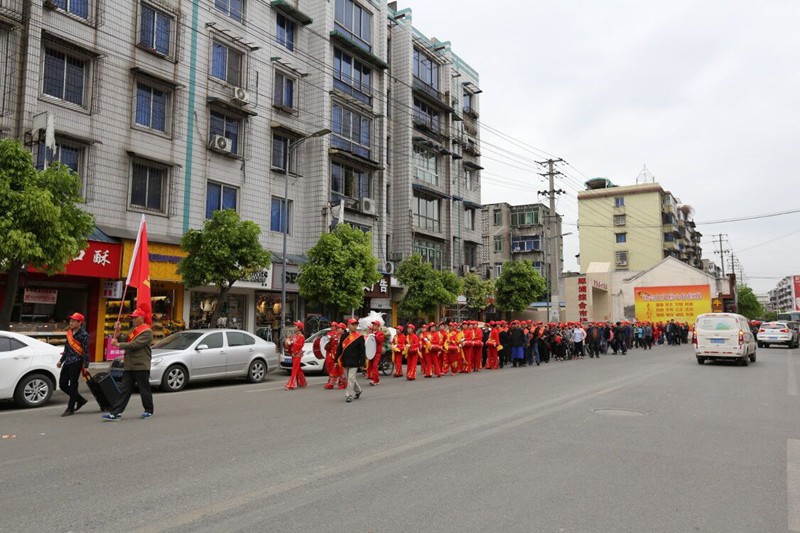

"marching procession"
[282, 316, 693, 402]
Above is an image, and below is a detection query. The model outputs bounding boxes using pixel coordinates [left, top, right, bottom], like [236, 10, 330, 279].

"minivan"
[693, 312, 757, 366]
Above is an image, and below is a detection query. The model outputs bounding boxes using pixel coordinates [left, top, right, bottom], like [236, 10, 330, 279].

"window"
[209, 110, 241, 154]
[331, 161, 370, 199]
[412, 192, 440, 233]
[412, 145, 438, 185]
[36, 139, 84, 190]
[130, 161, 167, 213]
[664, 232, 675, 242]
[43, 47, 88, 107]
[334, 0, 372, 50]
[276, 14, 295, 51]
[533, 261, 543, 275]
[206, 182, 238, 218]
[331, 103, 371, 158]
[463, 90, 475, 114]
[495, 263, 502, 277]
[333, 48, 372, 104]
[614, 214, 626, 226]
[413, 99, 440, 133]
[511, 236, 540, 252]
[413, 237, 442, 270]
[203, 332, 225, 349]
[493, 235, 503, 252]
[270, 196, 292, 233]
[139, 4, 172, 56]
[271, 134, 297, 173]
[413, 49, 439, 91]
[134, 81, 170, 133]
[615, 233, 627, 244]
[614, 196, 625, 207]
[493, 209, 502, 226]
[465, 208, 476, 231]
[615, 250, 628, 266]
[511, 209, 539, 226]
[50, 0, 89, 19]
[0, 337, 26, 352]
[211, 40, 243, 86]
[273, 71, 295, 109]
[465, 169, 475, 191]
[464, 244, 477, 268]
[214, 0, 243, 22]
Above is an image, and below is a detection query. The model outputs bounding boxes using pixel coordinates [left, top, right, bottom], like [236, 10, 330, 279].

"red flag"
[126, 215, 152, 325]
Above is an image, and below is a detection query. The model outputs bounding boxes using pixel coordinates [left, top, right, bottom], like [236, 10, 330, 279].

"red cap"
[68, 312, 85, 322]
[407, 324, 415, 330]
[371, 320, 381, 326]
[347, 318, 358, 325]
[131, 309, 147, 318]
[294, 321, 304, 329]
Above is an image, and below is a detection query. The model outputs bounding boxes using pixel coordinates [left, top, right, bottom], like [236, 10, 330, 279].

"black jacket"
[337, 332, 366, 368]
[510, 327, 525, 348]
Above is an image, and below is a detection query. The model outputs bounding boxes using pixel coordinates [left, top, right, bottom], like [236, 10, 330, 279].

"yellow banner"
[122, 241, 186, 282]
[634, 285, 712, 324]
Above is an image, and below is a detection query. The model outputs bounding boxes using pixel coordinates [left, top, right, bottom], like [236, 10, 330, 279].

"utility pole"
[712, 234, 729, 277]
[537, 158, 565, 322]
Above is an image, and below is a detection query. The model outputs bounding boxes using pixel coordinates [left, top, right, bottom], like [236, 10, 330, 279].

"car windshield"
[696, 316, 738, 331]
[154, 332, 204, 350]
[305, 329, 331, 343]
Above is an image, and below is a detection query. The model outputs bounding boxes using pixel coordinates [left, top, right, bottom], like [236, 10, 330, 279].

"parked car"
[693, 312, 757, 365]
[756, 321, 800, 348]
[280, 327, 396, 374]
[113, 330, 278, 392]
[0, 331, 62, 408]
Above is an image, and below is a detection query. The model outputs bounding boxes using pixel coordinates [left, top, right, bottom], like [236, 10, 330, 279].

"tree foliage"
[298, 224, 381, 315]
[463, 272, 493, 316]
[0, 139, 95, 329]
[179, 209, 270, 324]
[494, 260, 547, 313]
[395, 254, 462, 319]
[736, 284, 764, 319]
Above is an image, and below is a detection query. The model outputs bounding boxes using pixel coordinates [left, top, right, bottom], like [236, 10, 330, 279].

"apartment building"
[769, 275, 800, 313]
[577, 179, 703, 273]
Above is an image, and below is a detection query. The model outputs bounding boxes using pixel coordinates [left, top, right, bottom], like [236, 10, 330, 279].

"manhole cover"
[592, 408, 649, 416]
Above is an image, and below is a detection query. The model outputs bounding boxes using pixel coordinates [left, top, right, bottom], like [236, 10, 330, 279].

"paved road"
[2, 344, 799, 532]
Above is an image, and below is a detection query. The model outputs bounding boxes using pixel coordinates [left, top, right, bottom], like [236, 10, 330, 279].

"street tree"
[0, 139, 95, 329]
[736, 285, 764, 319]
[494, 260, 547, 313]
[463, 272, 493, 318]
[179, 209, 270, 325]
[298, 223, 381, 317]
[395, 254, 462, 320]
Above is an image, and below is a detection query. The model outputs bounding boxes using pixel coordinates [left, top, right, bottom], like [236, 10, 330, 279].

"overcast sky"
[406, 0, 800, 294]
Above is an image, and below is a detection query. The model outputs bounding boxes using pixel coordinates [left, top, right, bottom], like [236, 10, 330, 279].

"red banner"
[126, 215, 152, 325]
[29, 241, 122, 278]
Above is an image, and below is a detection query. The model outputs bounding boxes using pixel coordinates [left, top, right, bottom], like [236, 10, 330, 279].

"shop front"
[188, 269, 272, 334]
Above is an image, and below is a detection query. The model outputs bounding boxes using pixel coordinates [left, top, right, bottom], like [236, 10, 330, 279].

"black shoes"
[60, 409, 74, 417]
[74, 398, 88, 412]
[355, 391, 362, 399]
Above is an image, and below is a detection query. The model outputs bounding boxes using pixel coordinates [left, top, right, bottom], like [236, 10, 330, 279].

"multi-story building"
[577, 179, 703, 273]
[769, 276, 800, 313]
[0, 0, 480, 357]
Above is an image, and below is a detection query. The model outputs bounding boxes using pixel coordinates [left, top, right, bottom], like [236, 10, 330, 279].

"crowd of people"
[283, 316, 693, 402]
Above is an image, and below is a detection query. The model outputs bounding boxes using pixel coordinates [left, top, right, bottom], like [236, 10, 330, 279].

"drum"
[365, 334, 378, 360]
[312, 337, 324, 359]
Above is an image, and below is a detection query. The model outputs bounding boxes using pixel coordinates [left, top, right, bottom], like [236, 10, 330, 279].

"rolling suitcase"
[83, 371, 120, 412]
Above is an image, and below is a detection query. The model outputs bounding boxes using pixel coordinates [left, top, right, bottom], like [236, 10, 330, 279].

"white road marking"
[789, 352, 798, 396]
[788, 439, 800, 532]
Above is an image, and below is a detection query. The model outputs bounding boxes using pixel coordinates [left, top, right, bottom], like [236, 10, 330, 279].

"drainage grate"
[591, 408, 649, 416]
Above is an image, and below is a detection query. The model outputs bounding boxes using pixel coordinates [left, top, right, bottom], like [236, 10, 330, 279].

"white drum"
[365, 334, 378, 360]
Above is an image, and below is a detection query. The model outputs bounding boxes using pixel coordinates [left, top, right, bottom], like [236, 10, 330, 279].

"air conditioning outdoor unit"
[210, 134, 233, 154]
[232, 87, 250, 104]
[616, 260, 628, 267]
[361, 197, 377, 216]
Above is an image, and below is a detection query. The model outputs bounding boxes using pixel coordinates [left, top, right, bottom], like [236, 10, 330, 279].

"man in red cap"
[336, 318, 365, 402]
[485, 321, 500, 369]
[391, 325, 406, 377]
[323, 323, 343, 389]
[57, 312, 89, 416]
[461, 321, 475, 373]
[103, 308, 154, 420]
[405, 324, 420, 380]
[366, 320, 385, 386]
[284, 320, 307, 390]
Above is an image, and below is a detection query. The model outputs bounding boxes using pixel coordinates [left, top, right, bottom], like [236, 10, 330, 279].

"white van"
[693, 313, 757, 366]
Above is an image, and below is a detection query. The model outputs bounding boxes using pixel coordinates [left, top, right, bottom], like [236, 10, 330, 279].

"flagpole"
[116, 214, 147, 333]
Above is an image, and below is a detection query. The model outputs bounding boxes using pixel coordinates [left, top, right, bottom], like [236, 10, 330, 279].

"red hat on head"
[407, 324, 416, 330]
[396, 325, 404, 332]
[68, 312, 85, 322]
[347, 318, 358, 325]
[294, 320, 304, 329]
[131, 309, 147, 318]
[371, 320, 381, 326]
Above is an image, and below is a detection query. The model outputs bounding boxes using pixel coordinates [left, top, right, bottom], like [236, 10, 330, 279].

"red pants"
[367, 353, 381, 384]
[486, 347, 498, 369]
[461, 346, 472, 373]
[393, 351, 404, 377]
[447, 349, 460, 374]
[471, 345, 483, 371]
[285, 356, 306, 389]
[406, 353, 418, 380]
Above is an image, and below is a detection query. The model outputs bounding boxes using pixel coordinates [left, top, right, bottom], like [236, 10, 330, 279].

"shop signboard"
[634, 285, 712, 324]
[364, 276, 391, 298]
[271, 264, 299, 292]
[28, 241, 122, 278]
[23, 288, 58, 305]
[103, 280, 124, 299]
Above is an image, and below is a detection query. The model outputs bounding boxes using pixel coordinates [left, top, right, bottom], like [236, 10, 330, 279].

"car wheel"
[749, 350, 756, 363]
[741, 356, 749, 366]
[247, 359, 267, 383]
[161, 365, 188, 392]
[14, 373, 54, 408]
[697, 357, 705, 365]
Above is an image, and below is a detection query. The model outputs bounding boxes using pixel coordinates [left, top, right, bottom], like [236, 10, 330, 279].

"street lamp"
[279, 127, 331, 351]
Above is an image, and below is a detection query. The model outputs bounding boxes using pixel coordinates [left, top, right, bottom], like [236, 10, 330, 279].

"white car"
[0, 331, 62, 408]
[280, 327, 396, 374]
[693, 312, 757, 366]
[756, 322, 800, 348]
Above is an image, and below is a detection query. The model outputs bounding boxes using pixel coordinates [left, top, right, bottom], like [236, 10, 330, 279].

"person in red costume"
[445, 322, 463, 375]
[366, 320, 385, 386]
[284, 320, 307, 390]
[427, 323, 443, 377]
[461, 321, 475, 373]
[405, 323, 420, 380]
[470, 321, 484, 371]
[485, 321, 500, 370]
[391, 325, 406, 377]
[323, 322, 343, 389]
[418, 323, 431, 377]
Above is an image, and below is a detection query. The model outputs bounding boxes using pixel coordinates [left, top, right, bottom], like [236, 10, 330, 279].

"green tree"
[178, 209, 270, 325]
[0, 139, 95, 329]
[494, 260, 547, 313]
[736, 285, 764, 319]
[463, 272, 493, 318]
[395, 254, 462, 319]
[298, 223, 381, 316]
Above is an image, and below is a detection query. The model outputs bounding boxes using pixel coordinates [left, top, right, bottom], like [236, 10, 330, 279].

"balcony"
[412, 77, 446, 105]
[463, 106, 479, 119]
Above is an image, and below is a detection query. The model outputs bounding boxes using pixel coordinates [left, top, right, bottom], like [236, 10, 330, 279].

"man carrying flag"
[103, 308, 154, 420]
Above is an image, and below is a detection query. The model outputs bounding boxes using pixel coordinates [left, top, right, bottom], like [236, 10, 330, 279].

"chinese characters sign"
[576, 277, 589, 322]
[634, 285, 712, 324]
[29, 241, 122, 278]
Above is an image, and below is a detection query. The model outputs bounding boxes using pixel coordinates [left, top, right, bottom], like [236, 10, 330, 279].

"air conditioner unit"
[616, 260, 628, 267]
[210, 134, 233, 154]
[232, 87, 250, 104]
[384, 261, 395, 275]
[361, 197, 377, 216]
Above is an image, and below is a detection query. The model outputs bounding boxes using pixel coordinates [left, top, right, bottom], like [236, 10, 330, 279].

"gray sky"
[406, 0, 800, 294]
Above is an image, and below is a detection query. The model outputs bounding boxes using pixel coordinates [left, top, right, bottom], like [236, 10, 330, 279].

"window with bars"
[273, 71, 295, 109]
[412, 192, 440, 233]
[614, 214, 626, 226]
[139, 3, 172, 56]
[331, 161, 371, 199]
[35, 139, 86, 194]
[130, 161, 167, 213]
[413, 237, 443, 270]
[333, 48, 372, 104]
[214, 0, 243, 22]
[50, 0, 89, 19]
[43, 47, 88, 107]
[134, 81, 170, 133]
[271, 134, 297, 173]
[276, 14, 295, 51]
[331, 103, 371, 158]
[211, 40, 243, 86]
[209, 110, 241, 154]
[615, 233, 627, 244]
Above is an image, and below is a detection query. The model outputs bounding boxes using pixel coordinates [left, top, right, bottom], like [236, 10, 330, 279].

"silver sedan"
[147, 330, 278, 392]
